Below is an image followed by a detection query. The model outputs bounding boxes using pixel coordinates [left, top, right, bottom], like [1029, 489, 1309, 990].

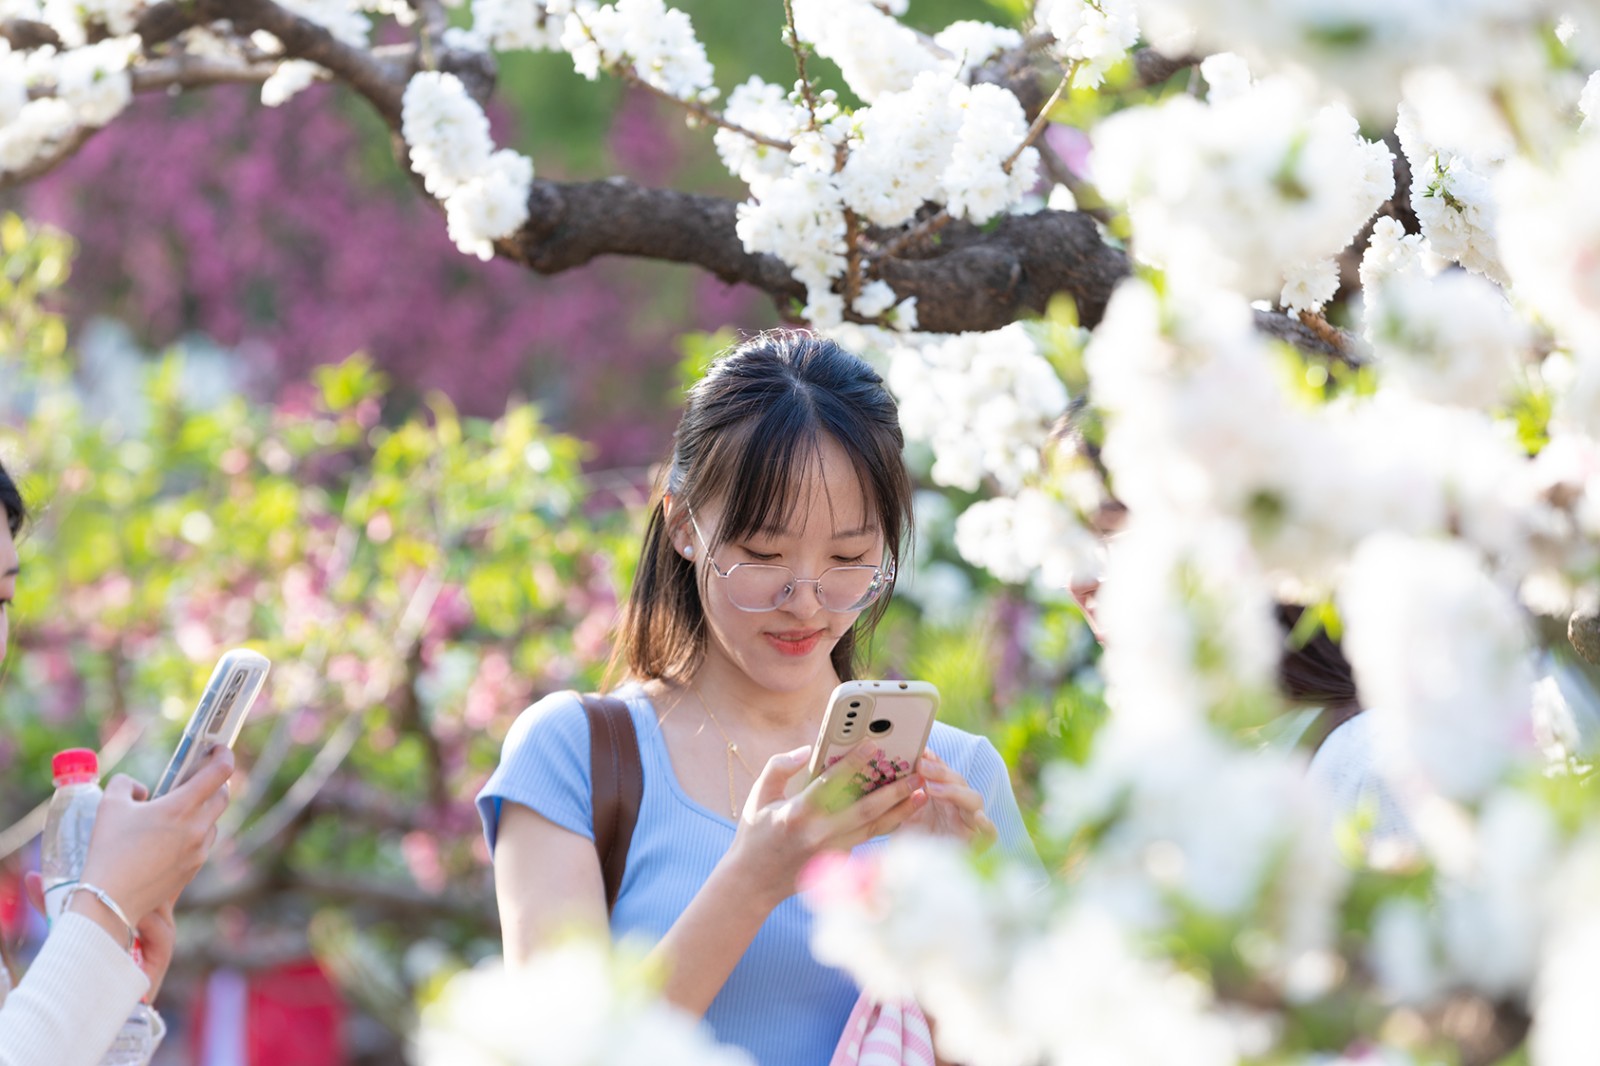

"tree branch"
[206, 0, 412, 122]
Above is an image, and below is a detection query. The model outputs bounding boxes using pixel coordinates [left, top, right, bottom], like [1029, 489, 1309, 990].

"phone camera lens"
[849, 701, 862, 709]
[869, 719, 891, 735]
[846, 710, 857, 718]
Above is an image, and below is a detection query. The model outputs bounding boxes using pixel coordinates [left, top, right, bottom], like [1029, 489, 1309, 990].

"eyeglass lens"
[724, 564, 882, 612]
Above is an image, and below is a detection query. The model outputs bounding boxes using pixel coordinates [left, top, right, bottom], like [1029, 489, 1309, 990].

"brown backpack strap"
[580, 693, 643, 916]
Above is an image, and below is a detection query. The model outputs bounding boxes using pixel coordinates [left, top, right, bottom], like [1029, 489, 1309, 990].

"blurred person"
[0, 458, 235, 1066]
[481, 332, 1036, 1066]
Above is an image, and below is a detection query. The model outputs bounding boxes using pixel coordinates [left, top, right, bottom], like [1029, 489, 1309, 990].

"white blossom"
[414, 946, 755, 1066]
[401, 72, 534, 259]
[942, 83, 1038, 224]
[444, 149, 534, 260]
[471, 0, 560, 52]
[734, 168, 847, 307]
[790, 0, 939, 102]
[1363, 263, 1527, 410]
[1338, 534, 1537, 802]
[261, 60, 322, 107]
[713, 77, 808, 195]
[560, 0, 714, 102]
[402, 71, 495, 197]
[885, 323, 1070, 493]
[1395, 104, 1507, 284]
[1130, 0, 1561, 124]
[836, 72, 965, 228]
[804, 839, 1238, 1066]
[1498, 139, 1600, 349]
[1037, 0, 1139, 88]
[0, 97, 74, 174]
[954, 490, 1099, 589]
[1581, 70, 1600, 132]
[53, 36, 136, 127]
[1091, 73, 1392, 302]
[931, 20, 1022, 81]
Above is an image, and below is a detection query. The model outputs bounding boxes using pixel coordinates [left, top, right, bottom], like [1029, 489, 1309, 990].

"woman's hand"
[77, 747, 235, 928]
[132, 900, 178, 999]
[727, 742, 928, 909]
[900, 750, 997, 848]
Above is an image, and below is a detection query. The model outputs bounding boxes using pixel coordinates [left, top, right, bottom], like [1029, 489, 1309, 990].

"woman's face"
[0, 522, 17, 662]
[675, 436, 886, 696]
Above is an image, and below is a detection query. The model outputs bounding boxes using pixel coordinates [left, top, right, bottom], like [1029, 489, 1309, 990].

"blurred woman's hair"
[0, 459, 25, 537]
[612, 331, 914, 684]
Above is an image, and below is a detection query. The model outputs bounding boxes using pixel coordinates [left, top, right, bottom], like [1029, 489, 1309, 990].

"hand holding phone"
[151, 649, 269, 799]
[808, 680, 939, 800]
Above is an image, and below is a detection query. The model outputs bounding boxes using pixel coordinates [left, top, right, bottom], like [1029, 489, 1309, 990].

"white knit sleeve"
[0, 912, 150, 1066]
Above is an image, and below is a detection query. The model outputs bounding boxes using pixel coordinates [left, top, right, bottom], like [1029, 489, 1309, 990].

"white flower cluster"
[1036, 0, 1139, 88]
[953, 489, 1099, 589]
[885, 324, 1069, 493]
[789, 0, 938, 104]
[415, 945, 755, 1066]
[1394, 104, 1507, 284]
[1370, 791, 1557, 1004]
[401, 72, 534, 260]
[1133, 0, 1566, 124]
[1092, 521, 1282, 737]
[1338, 535, 1537, 803]
[804, 838, 1239, 1066]
[560, 0, 715, 103]
[469, 0, 560, 53]
[933, 20, 1023, 81]
[734, 65, 1038, 326]
[713, 77, 811, 194]
[250, 0, 371, 106]
[1091, 58, 1393, 309]
[1359, 220, 1527, 410]
[0, 36, 136, 174]
[1085, 276, 1561, 590]
[1043, 722, 1347, 978]
[1498, 138, 1600, 351]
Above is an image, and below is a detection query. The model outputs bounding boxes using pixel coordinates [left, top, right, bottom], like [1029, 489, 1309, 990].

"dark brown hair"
[1276, 602, 1360, 707]
[0, 459, 24, 537]
[612, 331, 914, 684]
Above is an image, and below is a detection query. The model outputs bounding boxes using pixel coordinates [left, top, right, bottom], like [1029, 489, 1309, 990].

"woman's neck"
[679, 656, 838, 741]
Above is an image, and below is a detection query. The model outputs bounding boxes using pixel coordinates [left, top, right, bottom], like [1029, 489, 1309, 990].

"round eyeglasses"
[689, 514, 895, 613]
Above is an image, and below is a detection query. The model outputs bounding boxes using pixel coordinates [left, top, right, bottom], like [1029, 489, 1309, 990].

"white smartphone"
[151, 649, 270, 798]
[808, 679, 939, 796]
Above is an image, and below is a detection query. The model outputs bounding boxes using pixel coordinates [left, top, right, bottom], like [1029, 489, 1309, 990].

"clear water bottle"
[41, 748, 102, 923]
[40, 748, 157, 1066]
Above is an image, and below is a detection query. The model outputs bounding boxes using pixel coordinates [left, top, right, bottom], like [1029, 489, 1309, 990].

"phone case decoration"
[826, 751, 915, 795]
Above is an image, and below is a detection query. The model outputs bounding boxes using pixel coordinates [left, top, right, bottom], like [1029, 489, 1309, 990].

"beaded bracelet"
[62, 882, 137, 952]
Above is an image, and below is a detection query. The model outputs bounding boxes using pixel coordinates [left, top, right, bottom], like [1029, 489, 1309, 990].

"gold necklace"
[700, 696, 757, 819]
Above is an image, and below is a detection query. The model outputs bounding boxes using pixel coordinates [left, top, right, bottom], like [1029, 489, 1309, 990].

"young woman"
[479, 333, 1035, 1066]
[0, 459, 235, 1066]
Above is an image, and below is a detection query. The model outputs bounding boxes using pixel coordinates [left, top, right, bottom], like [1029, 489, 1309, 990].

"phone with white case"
[152, 648, 270, 798]
[808, 679, 939, 797]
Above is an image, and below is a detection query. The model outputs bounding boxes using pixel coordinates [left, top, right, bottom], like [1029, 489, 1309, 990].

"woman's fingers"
[750, 746, 813, 810]
[165, 747, 235, 811]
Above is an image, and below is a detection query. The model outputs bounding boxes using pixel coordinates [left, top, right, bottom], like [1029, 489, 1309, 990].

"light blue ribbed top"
[477, 683, 1037, 1066]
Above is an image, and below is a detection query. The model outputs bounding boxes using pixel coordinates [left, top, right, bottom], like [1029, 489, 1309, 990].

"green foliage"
[0, 215, 632, 1022]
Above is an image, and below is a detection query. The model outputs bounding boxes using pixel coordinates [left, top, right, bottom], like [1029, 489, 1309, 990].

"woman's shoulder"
[926, 720, 1005, 777]
[501, 683, 655, 753]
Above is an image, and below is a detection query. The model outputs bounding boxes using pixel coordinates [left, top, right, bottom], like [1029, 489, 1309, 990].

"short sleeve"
[963, 736, 1043, 873]
[927, 726, 1045, 880]
[476, 691, 593, 855]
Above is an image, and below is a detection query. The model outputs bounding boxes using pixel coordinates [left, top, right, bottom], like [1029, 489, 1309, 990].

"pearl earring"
[682, 545, 695, 560]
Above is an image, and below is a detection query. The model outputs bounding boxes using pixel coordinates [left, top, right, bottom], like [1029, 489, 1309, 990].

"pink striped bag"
[829, 995, 937, 1066]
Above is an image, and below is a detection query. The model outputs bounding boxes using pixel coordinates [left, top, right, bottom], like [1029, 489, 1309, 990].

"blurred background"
[0, 0, 1103, 1061]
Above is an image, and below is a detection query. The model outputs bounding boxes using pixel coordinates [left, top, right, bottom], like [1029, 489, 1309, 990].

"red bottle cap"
[51, 748, 99, 784]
